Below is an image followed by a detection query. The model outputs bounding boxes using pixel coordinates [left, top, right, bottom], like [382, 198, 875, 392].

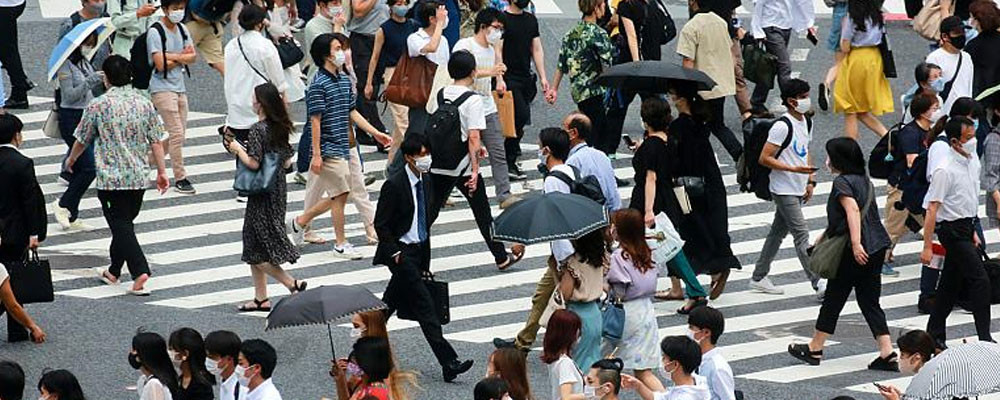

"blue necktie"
[416, 180, 428, 242]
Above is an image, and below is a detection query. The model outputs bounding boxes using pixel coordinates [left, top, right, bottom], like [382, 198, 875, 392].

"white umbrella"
[47, 17, 115, 82]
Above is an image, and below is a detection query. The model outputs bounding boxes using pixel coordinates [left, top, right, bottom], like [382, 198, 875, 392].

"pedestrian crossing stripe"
[9, 101, 1000, 396]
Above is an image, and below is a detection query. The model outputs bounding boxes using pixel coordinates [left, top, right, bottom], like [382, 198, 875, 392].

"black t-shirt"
[888, 121, 929, 187]
[616, 0, 647, 62]
[180, 379, 215, 400]
[501, 11, 540, 78]
[629, 135, 675, 215]
[825, 174, 891, 255]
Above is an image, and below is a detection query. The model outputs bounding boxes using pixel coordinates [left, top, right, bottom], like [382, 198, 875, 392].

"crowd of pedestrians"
[3, 0, 1000, 398]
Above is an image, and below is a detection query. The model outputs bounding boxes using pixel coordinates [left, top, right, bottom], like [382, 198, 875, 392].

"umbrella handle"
[327, 323, 337, 360]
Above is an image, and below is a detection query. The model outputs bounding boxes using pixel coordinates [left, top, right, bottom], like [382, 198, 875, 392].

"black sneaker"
[918, 296, 935, 315]
[364, 173, 377, 186]
[508, 165, 527, 181]
[493, 338, 516, 349]
[615, 177, 631, 187]
[868, 352, 899, 372]
[174, 178, 196, 194]
[4, 96, 28, 109]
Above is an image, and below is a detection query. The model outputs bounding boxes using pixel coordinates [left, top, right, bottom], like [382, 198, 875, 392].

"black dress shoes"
[442, 359, 473, 382]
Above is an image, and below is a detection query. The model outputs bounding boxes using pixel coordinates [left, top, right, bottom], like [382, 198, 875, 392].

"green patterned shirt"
[557, 20, 613, 104]
[74, 86, 169, 190]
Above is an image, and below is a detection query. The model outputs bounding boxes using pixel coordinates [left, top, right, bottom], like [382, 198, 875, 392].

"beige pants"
[384, 66, 410, 161]
[884, 184, 923, 261]
[731, 38, 752, 115]
[346, 146, 377, 238]
[151, 92, 189, 180]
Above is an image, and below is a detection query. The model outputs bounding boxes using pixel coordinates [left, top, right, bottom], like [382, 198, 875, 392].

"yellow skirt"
[833, 47, 894, 116]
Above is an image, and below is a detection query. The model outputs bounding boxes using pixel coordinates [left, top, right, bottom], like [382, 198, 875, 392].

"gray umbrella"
[265, 285, 386, 358]
[492, 192, 608, 245]
[904, 341, 1000, 400]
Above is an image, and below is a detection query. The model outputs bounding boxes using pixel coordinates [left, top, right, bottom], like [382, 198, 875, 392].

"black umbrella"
[492, 192, 608, 245]
[265, 285, 386, 358]
[596, 61, 717, 92]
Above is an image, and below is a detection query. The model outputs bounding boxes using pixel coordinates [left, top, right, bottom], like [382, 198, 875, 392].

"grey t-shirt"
[147, 21, 192, 94]
[346, 3, 389, 36]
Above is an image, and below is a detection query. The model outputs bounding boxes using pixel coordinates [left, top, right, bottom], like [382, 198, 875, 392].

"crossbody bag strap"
[861, 180, 876, 216]
[941, 52, 964, 100]
[237, 36, 269, 82]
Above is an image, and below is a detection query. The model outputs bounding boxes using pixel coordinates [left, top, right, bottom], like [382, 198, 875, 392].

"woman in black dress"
[629, 98, 709, 313]
[668, 86, 741, 300]
[168, 327, 215, 400]
[226, 83, 306, 312]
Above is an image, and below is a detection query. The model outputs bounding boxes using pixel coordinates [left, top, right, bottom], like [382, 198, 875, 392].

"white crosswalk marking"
[11, 99, 1000, 398]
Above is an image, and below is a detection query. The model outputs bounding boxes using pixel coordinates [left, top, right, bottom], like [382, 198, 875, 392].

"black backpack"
[547, 165, 607, 205]
[427, 89, 477, 172]
[130, 21, 191, 90]
[868, 122, 905, 179]
[737, 115, 810, 201]
[899, 135, 948, 214]
[643, 0, 676, 47]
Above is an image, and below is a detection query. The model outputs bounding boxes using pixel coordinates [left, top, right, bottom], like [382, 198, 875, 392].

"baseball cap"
[940, 15, 968, 34]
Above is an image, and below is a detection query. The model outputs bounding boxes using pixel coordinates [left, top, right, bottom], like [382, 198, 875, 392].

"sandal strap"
[254, 298, 269, 306]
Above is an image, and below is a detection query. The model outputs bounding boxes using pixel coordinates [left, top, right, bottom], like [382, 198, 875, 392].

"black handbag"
[233, 152, 282, 195]
[742, 42, 777, 88]
[9, 250, 54, 304]
[878, 30, 897, 79]
[675, 176, 706, 197]
[275, 37, 304, 69]
[398, 271, 451, 325]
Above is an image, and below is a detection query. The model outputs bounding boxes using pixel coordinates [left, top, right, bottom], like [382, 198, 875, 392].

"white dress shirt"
[245, 378, 283, 400]
[400, 166, 425, 244]
[224, 30, 288, 129]
[217, 372, 249, 400]
[544, 164, 575, 263]
[699, 348, 737, 400]
[925, 149, 981, 222]
[751, 0, 815, 39]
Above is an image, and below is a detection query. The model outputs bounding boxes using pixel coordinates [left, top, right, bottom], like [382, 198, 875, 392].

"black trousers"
[0, 2, 29, 96]
[383, 242, 458, 365]
[98, 190, 152, 279]
[705, 97, 743, 163]
[927, 219, 994, 345]
[0, 262, 29, 341]
[815, 248, 890, 337]
[427, 173, 507, 263]
[605, 88, 654, 155]
[502, 73, 538, 169]
[577, 96, 608, 153]
[350, 33, 386, 133]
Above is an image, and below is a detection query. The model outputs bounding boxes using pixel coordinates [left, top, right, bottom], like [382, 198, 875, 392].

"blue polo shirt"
[305, 67, 355, 160]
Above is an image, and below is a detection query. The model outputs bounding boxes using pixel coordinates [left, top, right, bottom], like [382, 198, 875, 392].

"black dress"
[241, 121, 300, 265]
[669, 114, 741, 274]
[629, 135, 683, 218]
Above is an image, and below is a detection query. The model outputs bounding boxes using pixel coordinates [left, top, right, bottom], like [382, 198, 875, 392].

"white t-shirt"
[452, 37, 498, 115]
[0, 262, 8, 286]
[428, 85, 485, 177]
[545, 164, 576, 262]
[699, 349, 736, 400]
[408, 29, 451, 66]
[925, 49, 974, 115]
[139, 376, 174, 400]
[548, 354, 583, 400]
[652, 375, 711, 400]
[766, 114, 811, 196]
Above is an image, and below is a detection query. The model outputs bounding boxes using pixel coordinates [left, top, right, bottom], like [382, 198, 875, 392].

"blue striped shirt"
[306, 67, 355, 160]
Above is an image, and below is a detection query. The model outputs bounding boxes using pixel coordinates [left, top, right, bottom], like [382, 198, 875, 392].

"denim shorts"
[828, 2, 848, 51]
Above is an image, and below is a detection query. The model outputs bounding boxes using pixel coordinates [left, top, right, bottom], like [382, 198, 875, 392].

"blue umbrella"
[47, 17, 115, 82]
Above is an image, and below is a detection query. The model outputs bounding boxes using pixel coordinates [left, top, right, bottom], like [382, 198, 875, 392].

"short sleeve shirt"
[428, 85, 485, 177]
[548, 355, 583, 400]
[557, 20, 613, 103]
[408, 29, 451, 66]
[501, 11, 539, 77]
[306, 68, 356, 160]
[840, 16, 882, 47]
[676, 12, 736, 100]
[616, 0, 647, 62]
[147, 21, 193, 94]
[766, 114, 810, 195]
[453, 38, 497, 114]
[888, 121, 929, 187]
[825, 174, 891, 255]
[347, 2, 390, 35]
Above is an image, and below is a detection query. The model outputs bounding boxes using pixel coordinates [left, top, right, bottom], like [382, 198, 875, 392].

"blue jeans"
[58, 107, 95, 221]
[827, 2, 848, 52]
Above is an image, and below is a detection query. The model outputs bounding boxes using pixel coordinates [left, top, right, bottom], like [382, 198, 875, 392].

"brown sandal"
[710, 269, 731, 300]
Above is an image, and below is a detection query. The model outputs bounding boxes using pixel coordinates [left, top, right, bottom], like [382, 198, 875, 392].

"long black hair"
[572, 228, 610, 269]
[168, 327, 216, 388]
[848, 0, 884, 32]
[38, 370, 87, 400]
[132, 332, 180, 396]
[353, 337, 393, 383]
[253, 82, 293, 152]
[825, 137, 867, 176]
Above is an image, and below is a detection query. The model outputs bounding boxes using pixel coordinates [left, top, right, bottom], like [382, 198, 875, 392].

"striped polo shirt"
[305, 67, 355, 160]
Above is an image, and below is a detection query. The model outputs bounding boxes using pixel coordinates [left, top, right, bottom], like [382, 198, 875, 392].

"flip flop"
[497, 250, 525, 271]
[238, 298, 271, 312]
[676, 297, 708, 315]
[654, 290, 685, 301]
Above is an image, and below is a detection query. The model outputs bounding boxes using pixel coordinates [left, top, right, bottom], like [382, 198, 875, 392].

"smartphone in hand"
[622, 135, 637, 149]
[806, 30, 818, 46]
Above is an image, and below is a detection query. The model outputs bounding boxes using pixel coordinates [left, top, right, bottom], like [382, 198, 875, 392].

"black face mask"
[949, 34, 967, 49]
[513, 0, 530, 9]
[128, 353, 142, 370]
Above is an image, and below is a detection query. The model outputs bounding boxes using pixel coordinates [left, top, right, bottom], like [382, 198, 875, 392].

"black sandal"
[868, 352, 899, 372]
[788, 343, 823, 366]
[677, 297, 708, 315]
[290, 280, 307, 294]
[237, 298, 271, 312]
[497, 251, 524, 271]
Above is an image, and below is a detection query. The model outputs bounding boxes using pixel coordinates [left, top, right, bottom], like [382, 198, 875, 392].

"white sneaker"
[332, 242, 363, 260]
[815, 279, 828, 302]
[748, 277, 784, 294]
[66, 219, 94, 231]
[236, 193, 248, 203]
[287, 216, 305, 246]
[53, 201, 72, 230]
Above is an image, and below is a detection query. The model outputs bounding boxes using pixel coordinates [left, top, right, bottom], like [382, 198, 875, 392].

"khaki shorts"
[306, 158, 351, 199]
[185, 19, 224, 65]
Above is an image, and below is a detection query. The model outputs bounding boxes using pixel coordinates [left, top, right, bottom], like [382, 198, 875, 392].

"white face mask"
[329, 5, 343, 16]
[332, 50, 347, 67]
[349, 327, 365, 339]
[168, 9, 185, 23]
[930, 108, 946, 123]
[168, 350, 184, 374]
[686, 328, 702, 343]
[205, 358, 222, 376]
[441, 16, 450, 28]
[415, 155, 432, 173]
[487, 28, 503, 44]
[235, 365, 252, 387]
[963, 136, 977, 154]
[794, 97, 811, 114]
[582, 385, 599, 400]
[537, 149, 548, 167]
[81, 45, 95, 55]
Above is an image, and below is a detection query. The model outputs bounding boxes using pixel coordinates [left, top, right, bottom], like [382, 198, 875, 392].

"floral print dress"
[241, 121, 300, 265]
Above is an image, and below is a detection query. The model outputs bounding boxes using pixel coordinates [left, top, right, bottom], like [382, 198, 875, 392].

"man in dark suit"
[0, 113, 47, 343]
[373, 133, 473, 382]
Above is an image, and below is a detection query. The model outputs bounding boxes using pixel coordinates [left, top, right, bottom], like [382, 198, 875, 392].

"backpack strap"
[774, 116, 795, 158]
[151, 22, 170, 79]
[441, 89, 477, 107]
[547, 169, 575, 188]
